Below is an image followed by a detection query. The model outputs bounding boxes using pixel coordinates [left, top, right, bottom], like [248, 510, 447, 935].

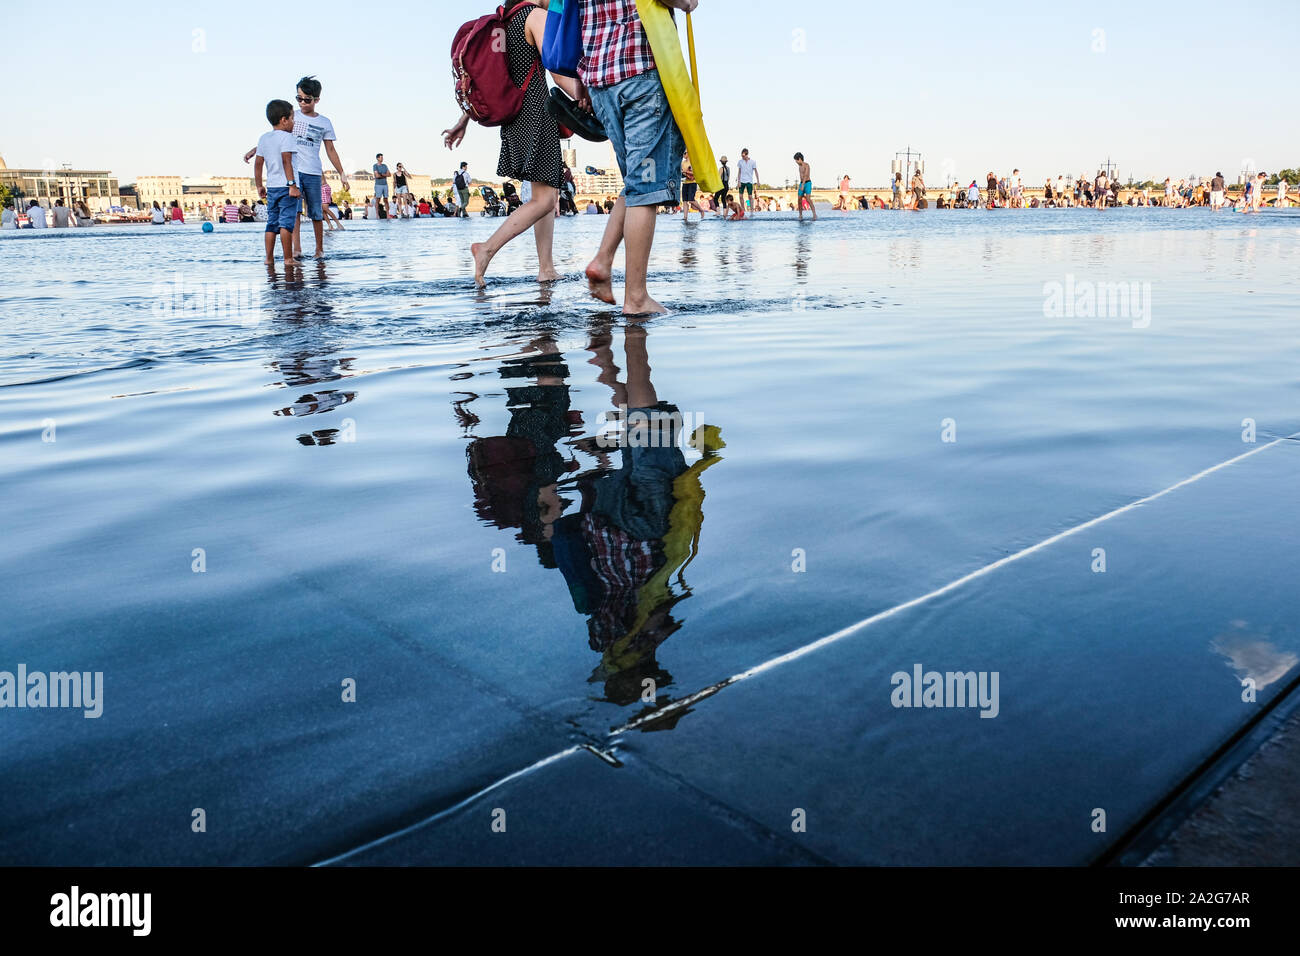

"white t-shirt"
[1279, 180, 1288, 198]
[736, 157, 757, 183]
[292, 110, 336, 176]
[151, 207, 166, 223]
[2, 207, 14, 228]
[52, 205, 73, 227]
[257, 129, 298, 188]
[28, 205, 47, 228]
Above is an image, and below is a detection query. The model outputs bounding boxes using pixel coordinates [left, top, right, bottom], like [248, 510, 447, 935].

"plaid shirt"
[582, 514, 658, 647]
[578, 0, 662, 90]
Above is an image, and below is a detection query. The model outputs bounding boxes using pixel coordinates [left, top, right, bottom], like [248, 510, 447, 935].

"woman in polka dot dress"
[441, 1, 570, 286]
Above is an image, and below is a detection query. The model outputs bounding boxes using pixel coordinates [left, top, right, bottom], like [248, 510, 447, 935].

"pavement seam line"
[611, 431, 1300, 735]
[311, 745, 583, 866]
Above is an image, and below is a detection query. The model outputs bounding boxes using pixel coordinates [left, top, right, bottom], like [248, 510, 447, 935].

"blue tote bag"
[541, 0, 583, 78]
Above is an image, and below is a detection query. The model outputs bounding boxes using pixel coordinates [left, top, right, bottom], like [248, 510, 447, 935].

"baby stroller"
[479, 185, 506, 218]
[501, 182, 523, 213]
[559, 180, 578, 216]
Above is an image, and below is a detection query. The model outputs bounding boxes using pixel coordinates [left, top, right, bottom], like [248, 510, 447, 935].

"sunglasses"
[295, 95, 317, 103]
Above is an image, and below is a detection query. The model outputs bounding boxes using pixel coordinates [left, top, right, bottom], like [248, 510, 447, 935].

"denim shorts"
[374, 180, 389, 198]
[589, 69, 683, 208]
[265, 186, 300, 232]
[298, 173, 323, 221]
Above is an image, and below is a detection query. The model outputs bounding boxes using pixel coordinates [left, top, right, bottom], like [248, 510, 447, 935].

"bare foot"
[585, 260, 615, 303]
[537, 268, 560, 282]
[471, 242, 493, 287]
[622, 293, 665, 316]
[264, 257, 274, 265]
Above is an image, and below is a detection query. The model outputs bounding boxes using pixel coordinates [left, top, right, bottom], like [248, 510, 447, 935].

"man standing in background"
[736, 148, 758, 214]
[454, 162, 471, 218]
[373, 154, 390, 208]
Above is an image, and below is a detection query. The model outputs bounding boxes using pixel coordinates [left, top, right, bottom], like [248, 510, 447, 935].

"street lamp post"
[893, 146, 923, 191]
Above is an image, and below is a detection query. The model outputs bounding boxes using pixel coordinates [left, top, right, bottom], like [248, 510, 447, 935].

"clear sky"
[6, 0, 1296, 187]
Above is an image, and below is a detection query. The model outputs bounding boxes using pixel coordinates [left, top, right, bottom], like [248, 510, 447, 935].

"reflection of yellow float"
[635, 0, 722, 194]
[600, 425, 724, 675]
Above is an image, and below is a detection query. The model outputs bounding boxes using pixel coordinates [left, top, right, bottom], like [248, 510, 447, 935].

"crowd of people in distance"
[2, 198, 96, 228]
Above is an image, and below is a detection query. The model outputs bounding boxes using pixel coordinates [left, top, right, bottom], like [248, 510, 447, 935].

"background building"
[203, 176, 258, 205]
[0, 154, 120, 211]
[567, 143, 624, 197]
[131, 175, 184, 210]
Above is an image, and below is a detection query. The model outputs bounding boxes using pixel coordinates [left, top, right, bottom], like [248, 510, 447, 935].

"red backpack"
[452, 3, 540, 127]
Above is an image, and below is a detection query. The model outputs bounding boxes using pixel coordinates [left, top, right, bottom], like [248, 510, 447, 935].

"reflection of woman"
[466, 342, 577, 548]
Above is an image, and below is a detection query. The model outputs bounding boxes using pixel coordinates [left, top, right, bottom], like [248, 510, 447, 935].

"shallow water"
[2, 209, 1299, 864]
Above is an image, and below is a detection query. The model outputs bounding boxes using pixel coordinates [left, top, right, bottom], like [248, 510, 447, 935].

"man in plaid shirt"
[574, 0, 700, 315]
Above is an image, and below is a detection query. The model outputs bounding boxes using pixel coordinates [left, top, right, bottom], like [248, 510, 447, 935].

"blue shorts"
[798, 181, 812, 197]
[298, 173, 323, 221]
[589, 69, 683, 208]
[265, 186, 300, 232]
[374, 180, 389, 198]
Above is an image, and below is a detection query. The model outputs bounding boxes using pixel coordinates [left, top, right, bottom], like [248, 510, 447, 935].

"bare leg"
[264, 231, 275, 264]
[470, 184, 558, 286]
[621, 203, 662, 315]
[586, 324, 627, 408]
[280, 228, 299, 264]
[312, 219, 324, 257]
[532, 199, 558, 282]
[622, 322, 657, 407]
[586, 195, 626, 304]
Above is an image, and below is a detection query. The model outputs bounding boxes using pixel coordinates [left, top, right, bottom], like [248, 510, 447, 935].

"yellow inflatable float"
[635, 0, 723, 194]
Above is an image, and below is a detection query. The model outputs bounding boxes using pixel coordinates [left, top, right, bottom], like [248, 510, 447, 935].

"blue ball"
[202, 221, 214, 233]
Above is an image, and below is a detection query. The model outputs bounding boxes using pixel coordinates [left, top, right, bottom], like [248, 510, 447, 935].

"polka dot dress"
[498, 6, 563, 190]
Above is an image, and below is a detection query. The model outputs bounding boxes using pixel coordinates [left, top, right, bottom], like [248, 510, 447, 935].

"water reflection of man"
[461, 323, 724, 711]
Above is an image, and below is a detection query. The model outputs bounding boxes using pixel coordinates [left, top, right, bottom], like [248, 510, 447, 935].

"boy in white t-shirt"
[243, 75, 348, 259]
[253, 99, 302, 265]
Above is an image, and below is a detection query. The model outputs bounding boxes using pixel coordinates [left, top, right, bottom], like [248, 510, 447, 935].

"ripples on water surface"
[2, 210, 1298, 864]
